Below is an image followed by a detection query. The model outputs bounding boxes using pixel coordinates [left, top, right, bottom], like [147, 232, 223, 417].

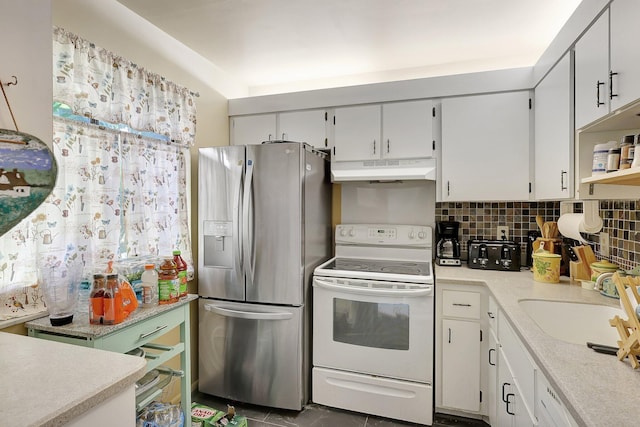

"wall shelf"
[581, 168, 640, 186]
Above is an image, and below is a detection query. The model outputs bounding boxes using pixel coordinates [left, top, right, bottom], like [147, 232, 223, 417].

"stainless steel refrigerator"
[197, 142, 331, 410]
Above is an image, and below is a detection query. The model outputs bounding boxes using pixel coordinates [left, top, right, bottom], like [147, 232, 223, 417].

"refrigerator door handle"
[242, 159, 255, 282]
[235, 163, 243, 275]
[313, 277, 433, 297]
[203, 303, 294, 321]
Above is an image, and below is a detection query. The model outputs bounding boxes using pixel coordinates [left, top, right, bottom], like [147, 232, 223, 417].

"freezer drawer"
[198, 299, 306, 410]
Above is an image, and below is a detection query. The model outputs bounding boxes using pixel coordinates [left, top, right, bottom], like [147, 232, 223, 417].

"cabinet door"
[609, 0, 640, 110]
[333, 105, 381, 161]
[279, 109, 329, 149]
[441, 91, 530, 201]
[230, 114, 277, 145]
[441, 319, 481, 412]
[574, 10, 609, 130]
[534, 53, 573, 200]
[487, 329, 498, 425]
[497, 348, 515, 427]
[382, 100, 433, 159]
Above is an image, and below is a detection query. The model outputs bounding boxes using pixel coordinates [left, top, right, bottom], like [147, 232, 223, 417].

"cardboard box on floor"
[191, 402, 248, 427]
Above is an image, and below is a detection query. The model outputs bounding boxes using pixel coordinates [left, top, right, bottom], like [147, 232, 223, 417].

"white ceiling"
[116, 0, 582, 96]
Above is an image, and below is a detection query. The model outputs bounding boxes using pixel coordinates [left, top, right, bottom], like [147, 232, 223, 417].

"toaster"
[467, 239, 521, 271]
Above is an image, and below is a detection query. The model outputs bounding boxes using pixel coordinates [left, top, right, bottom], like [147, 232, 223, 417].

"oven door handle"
[313, 277, 433, 297]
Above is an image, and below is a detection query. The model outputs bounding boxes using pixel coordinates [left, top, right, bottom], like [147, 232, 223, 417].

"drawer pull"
[139, 325, 168, 340]
[142, 343, 173, 352]
[452, 303, 472, 307]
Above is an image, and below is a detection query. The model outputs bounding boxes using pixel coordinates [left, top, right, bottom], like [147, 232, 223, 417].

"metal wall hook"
[3, 75, 18, 86]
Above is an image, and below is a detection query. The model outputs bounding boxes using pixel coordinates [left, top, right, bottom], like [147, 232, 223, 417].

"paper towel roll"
[557, 213, 603, 243]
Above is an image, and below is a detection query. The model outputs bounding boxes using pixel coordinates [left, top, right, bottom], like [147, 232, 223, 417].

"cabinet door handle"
[609, 71, 618, 100]
[560, 170, 568, 191]
[387, 139, 390, 153]
[506, 393, 515, 415]
[453, 303, 472, 307]
[139, 325, 168, 340]
[489, 348, 496, 366]
[502, 382, 511, 402]
[448, 328, 452, 343]
[447, 181, 450, 197]
[373, 139, 376, 155]
[487, 311, 495, 319]
[596, 80, 605, 107]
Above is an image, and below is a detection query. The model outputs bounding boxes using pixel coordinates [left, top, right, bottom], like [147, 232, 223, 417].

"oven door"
[312, 275, 433, 383]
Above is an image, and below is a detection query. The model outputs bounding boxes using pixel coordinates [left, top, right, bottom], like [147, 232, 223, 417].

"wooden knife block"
[568, 244, 596, 281]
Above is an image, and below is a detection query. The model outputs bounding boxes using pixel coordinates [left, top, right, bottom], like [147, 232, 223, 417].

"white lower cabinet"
[436, 285, 485, 417]
[438, 288, 579, 427]
[441, 318, 481, 411]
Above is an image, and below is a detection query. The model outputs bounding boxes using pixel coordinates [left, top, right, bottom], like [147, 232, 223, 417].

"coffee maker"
[436, 221, 461, 266]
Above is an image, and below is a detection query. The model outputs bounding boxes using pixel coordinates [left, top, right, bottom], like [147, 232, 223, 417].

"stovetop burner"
[323, 258, 432, 277]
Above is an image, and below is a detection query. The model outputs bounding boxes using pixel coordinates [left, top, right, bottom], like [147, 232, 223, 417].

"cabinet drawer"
[442, 290, 481, 319]
[100, 307, 184, 354]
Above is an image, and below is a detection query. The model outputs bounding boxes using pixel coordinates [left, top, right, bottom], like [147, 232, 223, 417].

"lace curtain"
[0, 28, 196, 320]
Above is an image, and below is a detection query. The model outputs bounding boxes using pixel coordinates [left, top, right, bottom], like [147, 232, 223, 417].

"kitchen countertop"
[435, 266, 640, 427]
[26, 294, 198, 337]
[0, 331, 146, 427]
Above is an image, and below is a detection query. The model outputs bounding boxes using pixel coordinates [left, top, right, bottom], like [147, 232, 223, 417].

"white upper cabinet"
[333, 105, 382, 161]
[574, 10, 609, 130]
[231, 110, 329, 149]
[575, 1, 640, 130]
[333, 100, 433, 162]
[609, 0, 640, 111]
[382, 101, 434, 159]
[278, 109, 330, 149]
[230, 114, 277, 145]
[534, 53, 573, 200]
[441, 91, 531, 202]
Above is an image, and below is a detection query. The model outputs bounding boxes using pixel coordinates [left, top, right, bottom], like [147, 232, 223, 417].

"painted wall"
[0, 0, 52, 143]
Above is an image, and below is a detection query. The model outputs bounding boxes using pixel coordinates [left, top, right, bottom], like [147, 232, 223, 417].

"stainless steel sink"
[518, 299, 624, 347]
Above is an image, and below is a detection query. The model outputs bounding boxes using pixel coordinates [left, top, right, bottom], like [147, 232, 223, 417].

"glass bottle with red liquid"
[103, 273, 123, 324]
[173, 250, 188, 298]
[89, 273, 106, 325]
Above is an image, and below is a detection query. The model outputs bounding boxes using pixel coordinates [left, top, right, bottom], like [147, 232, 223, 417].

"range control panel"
[335, 224, 432, 247]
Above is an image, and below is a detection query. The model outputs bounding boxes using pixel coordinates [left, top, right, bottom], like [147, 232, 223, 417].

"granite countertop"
[26, 294, 198, 337]
[435, 266, 639, 427]
[0, 331, 146, 426]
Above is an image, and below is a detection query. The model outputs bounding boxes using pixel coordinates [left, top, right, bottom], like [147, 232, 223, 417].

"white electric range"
[312, 223, 434, 425]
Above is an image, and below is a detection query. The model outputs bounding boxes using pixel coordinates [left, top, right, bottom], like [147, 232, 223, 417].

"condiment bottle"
[158, 258, 179, 304]
[89, 273, 106, 325]
[173, 250, 188, 298]
[103, 273, 123, 324]
[620, 135, 635, 170]
[606, 145, 621, 172]
[140, 264, 159, 308]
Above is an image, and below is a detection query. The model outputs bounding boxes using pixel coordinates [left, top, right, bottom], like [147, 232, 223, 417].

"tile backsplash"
[435, 200, 639, 270]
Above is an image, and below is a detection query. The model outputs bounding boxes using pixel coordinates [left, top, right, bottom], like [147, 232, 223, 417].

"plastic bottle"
[140, 263, 159, 308]
[158, 258, 179, 305]
[89, 273, 106, 325]
[103, 273, 123, 324]
[592, 140, 618, 175]
[173, 250, 188, 298]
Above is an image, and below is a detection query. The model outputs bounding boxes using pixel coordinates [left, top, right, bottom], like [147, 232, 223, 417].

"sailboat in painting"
[0, 129, 57, 236]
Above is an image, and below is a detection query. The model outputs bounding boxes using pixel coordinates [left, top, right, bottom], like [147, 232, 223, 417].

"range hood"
[331, 157, 436, 182]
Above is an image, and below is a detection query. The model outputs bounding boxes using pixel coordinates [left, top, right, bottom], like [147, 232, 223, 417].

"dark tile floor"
[192, 391, 489, 427]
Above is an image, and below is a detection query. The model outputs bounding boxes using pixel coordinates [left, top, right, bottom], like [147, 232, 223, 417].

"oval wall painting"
[0, 129, 57, 237]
